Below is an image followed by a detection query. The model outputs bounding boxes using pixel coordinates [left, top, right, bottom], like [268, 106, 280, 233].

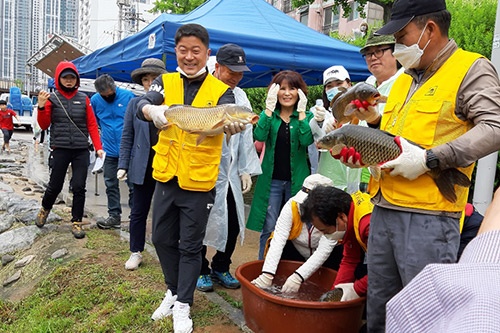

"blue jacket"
[118, 97, 157, 185]
[90, 87, 134, 157]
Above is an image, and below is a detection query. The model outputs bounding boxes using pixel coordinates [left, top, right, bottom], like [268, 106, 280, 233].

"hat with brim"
[60, 68, 77, 78]
[216, 43, 251, 72]
[376, 0, 446, 35]
[131, 58, 167, 85]
[292, 174, 334, 204]
[360, 33, 396, 54]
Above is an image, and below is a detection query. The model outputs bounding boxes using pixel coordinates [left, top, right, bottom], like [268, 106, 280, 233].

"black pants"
[200, 186, 239, 274]
[129, 165, 156, 252]
[152, 179, 215, 305]
[42, 148, 89, 221]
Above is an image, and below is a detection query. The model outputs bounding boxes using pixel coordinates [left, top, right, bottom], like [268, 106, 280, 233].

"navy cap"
[216, 44, 250, 72]
[376, 0, 446, 35]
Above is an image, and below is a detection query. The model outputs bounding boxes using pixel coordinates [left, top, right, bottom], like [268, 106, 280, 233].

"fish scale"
[319, 125, 401, 165]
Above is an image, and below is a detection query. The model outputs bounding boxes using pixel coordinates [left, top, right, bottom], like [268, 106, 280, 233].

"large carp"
[330, 82, 386, 127]
[317, 125, 471, 203]
[164, 104, 259, 145]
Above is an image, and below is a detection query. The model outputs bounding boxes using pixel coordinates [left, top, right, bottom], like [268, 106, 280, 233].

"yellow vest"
[351, 191, 373, 252]
[369, 49, 481, 212]
[151, 73, 230, 191]
[263, 200, 304, 258]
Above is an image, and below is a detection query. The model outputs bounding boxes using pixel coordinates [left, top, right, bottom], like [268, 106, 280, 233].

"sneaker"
[125, 252, 143, 270]
[196, 274, 214, 292]
[151, 290, 177, 321]
[71, 222, 86, 239]
[211, 270, 240, 289]
[97, 215, 121, 229]
[172, 301, 193, 333]
[35, 207, 50, 228]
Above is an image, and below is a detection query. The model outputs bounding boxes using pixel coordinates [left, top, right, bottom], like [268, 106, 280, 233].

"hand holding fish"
[144, 104, 169, 129]
[331, 146, 366, 168]
[348, 99, 381, 124]
[324, 117, 337, 134]
[265, 83, 280, 115]
[380, 136, 429, 180]
[224, 122, 246, 137]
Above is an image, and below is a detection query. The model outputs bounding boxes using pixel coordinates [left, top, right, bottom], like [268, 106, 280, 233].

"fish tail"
[432, 168, 471, 203]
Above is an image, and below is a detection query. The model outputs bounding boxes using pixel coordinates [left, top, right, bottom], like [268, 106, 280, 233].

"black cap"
[216, 44, 250, 72]
[60, 68, 77, 78]
[0, 100, 6, 105]
[376, 0, 446, 35]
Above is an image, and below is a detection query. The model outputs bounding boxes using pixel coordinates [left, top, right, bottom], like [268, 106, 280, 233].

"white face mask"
[393, 24, 430, 69]
[326, 87, 341, 102]
[176, 66, 207, 79]
[324, 230, 345, 241]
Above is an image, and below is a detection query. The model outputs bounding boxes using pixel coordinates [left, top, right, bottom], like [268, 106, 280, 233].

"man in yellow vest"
[135, 24, 244, 333]
[331, 0, 500, 331]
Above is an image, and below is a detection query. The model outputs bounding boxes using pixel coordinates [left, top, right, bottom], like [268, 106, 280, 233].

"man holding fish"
[135, 24, 248, 333]
[329, 0, 500, 331]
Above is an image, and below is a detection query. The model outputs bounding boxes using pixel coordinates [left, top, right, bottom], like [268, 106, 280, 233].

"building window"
[323, 6, 340, 34]
[300, 11, 309, 25]
[348, 1, 360, 21]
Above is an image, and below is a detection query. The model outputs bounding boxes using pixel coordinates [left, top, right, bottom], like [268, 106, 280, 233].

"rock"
[1, 254, 15, 266]
[51, 248, 69, 260]
[14, 254, 35, 268]
[0, 225, 56, 256]
[3, 270, 21, 286]
[0, 214, 15, 233]
[21, 187, 31, 192]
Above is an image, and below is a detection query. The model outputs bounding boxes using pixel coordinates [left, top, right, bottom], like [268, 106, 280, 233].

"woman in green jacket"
[246, 70, 314, 259]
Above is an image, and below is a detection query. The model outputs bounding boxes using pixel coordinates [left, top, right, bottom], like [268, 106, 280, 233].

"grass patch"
[215, 290, 243, 309]
[0, 229, 239, 332]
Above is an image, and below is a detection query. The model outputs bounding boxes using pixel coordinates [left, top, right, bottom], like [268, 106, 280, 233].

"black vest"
[49, 91, 89, 149]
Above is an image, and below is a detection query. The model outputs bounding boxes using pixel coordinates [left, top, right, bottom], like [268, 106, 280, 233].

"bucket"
[235, 260, 365, 333]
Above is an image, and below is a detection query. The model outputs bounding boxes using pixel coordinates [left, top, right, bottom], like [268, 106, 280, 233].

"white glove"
[335, 282, 360, 302]
[251, 273, 274, 289]
[380, 136, 429, 180]
[324, 117, 337, 134]
[297, 89, 307, 113]
[117, 169, 127, 181]
[313, 105, 326, 122]
[144, 104, 169, 129]
[281, 272, 302, 293]
[240, 173, 252, 194]
[265, 83, 280, 112]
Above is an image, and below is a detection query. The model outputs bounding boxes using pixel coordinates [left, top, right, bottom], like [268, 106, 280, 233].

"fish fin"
[196, 134, 208, 146]
[211, 119, 226, 130]
[431, 168, 471, 203]
[344, 103, 356, 116]
[351, 117, 360, 125]
[378, 95, 388, 103]
[369, 166, 381, 181]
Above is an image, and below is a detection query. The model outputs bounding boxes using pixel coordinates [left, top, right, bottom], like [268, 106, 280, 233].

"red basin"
[235, 260, 366, 333]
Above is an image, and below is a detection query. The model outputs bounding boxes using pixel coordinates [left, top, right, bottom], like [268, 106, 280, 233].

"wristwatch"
[426, 149, 439, 169]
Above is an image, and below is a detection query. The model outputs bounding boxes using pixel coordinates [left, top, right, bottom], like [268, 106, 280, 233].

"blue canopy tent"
[73, 0, 370, 88]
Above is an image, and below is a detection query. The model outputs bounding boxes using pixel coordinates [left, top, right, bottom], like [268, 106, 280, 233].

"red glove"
[351, 99, 371, 109]
[330, 146, 365, 168]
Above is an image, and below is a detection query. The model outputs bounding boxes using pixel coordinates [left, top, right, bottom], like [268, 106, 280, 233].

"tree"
[292, 0, 394, 23]
[149, 0, 205, 14]
[447, 0, 496, 58]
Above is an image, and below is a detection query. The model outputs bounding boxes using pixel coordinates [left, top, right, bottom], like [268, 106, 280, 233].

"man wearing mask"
[91, 74, 135, 229]
[358, 33, 404, 191]
[332, 0, 500, 330]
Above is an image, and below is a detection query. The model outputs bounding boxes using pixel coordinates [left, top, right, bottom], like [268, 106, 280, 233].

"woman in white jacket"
[251, 174, 344, 293]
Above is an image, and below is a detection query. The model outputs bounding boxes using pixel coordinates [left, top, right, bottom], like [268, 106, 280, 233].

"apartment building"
[268, 0, 384, 38]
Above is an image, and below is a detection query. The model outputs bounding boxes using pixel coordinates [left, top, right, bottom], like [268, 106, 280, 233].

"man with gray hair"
[91, 74, 135, 229]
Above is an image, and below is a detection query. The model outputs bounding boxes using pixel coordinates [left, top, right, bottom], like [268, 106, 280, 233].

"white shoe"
[125, 252, 143, 270]
[151, 290, 177, 321]
[173, 301, 193, 333]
